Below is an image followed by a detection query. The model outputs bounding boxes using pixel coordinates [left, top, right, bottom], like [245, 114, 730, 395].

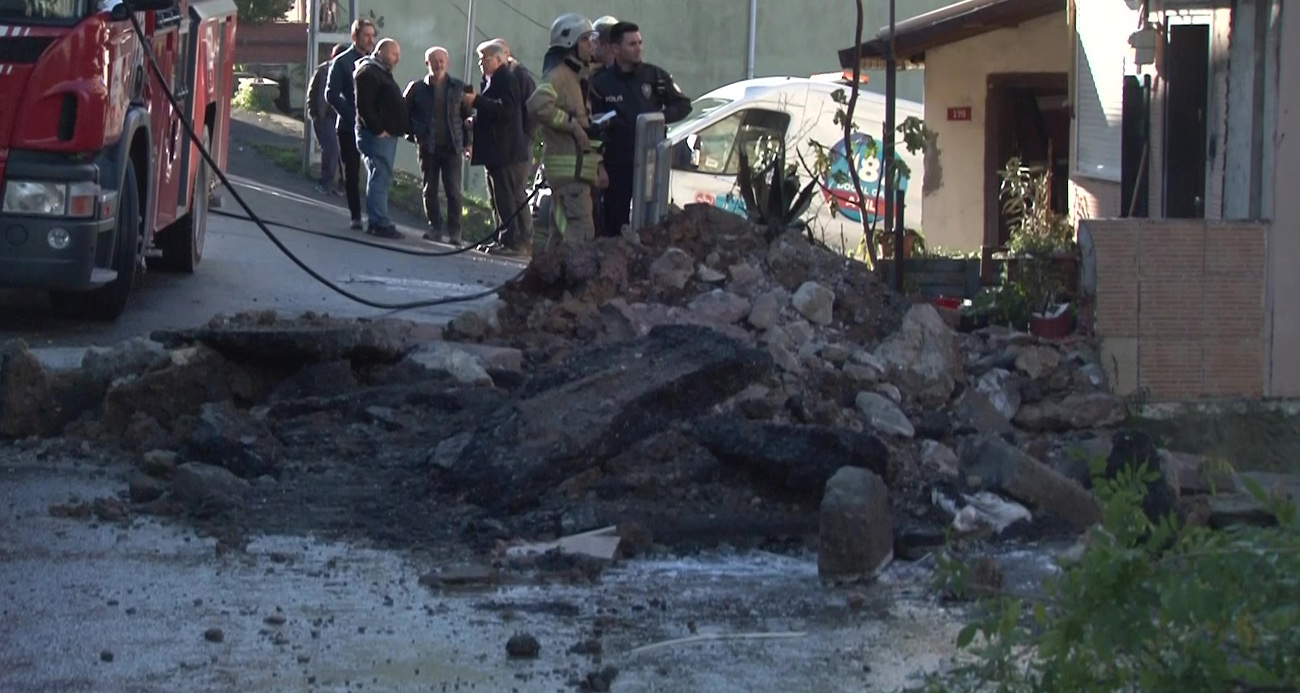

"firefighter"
[526, 13, 607, 250]
[591, 16, 619, 72]
[589, 21, 691, 236]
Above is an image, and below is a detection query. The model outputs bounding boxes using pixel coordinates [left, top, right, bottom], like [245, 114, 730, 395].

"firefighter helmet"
[549, 13, 595, 50]
[593, 15, 619, 38]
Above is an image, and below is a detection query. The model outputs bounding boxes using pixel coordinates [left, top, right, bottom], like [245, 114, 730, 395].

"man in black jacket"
[354, 38, 408, 239]
[307, 43, 346, 196]
[488, 38, 536, 251]
[590, 21, 691, 236]
[404, 46, 472, 244]
[324, 19, 376, 231]
[465, 39, 529, 253]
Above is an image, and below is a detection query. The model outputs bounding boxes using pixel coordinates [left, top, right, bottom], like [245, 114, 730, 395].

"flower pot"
[1030, 312, 1073, 340]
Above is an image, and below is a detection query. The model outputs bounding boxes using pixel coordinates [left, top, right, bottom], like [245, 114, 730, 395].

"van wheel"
[49, 165, 142, 321]
[156, 126, 212, 273]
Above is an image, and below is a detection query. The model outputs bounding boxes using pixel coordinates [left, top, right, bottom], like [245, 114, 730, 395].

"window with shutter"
[1073, 0, 1139, 183]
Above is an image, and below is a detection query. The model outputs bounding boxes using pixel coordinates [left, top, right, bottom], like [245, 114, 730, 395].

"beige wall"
[1082, 219, 1268, 402]
[354, 0, 951, 182]
[1267, 0, 1300, 396]
[919, 11, 1071, 253]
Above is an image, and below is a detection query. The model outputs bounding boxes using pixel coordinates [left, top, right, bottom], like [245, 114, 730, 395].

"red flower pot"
[1030, 312, 1073, 340]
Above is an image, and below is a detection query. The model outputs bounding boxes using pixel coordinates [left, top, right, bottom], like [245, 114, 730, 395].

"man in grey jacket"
[325, 18, 377, 231]
[404, 47, 473, 245]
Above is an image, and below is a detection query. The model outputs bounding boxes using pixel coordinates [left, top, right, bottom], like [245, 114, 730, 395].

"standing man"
[590, 21, 692, 236]
[527, 13, 606, 250]
[465, 40, 529, 254]
[354, 38, 407, 240]
[489, 38, 537, 250]
[404, 46, 472, 245]
[325, 18, 377, 231]
[307, 43, 346, 196]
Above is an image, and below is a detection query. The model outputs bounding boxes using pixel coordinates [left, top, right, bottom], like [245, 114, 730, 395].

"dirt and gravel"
[4, 204, 1292, 691]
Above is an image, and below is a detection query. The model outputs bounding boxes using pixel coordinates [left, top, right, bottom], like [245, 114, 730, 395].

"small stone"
[696, 264, 726, 283]
[649, 248, 694, 290]
[506, 632, 541, 658]
[141, 449, 179, 478]
[791, 281, 835, 325]
[873, 383, 902, 405]
[914, 411, 952, 440]
[728, 262, 764, 291]
[747, 291, 781, 330]
[1014, 346, 1062, 380]
[818, 467, 893, 583]
[100, 650, 114, 662]
[687, 289, 751, 325]
[920, 440, 960, 478]
[204, 628, 224, 643]
[264, 613, 286, 626]
[784, 320, 816, 346]
[767, 342, 801, 373]
[855, 392, 915, 438]
[449, 310, 492, 340]
[820, 343, 853, 364]
[842, 363, 882, 384]
[128, 473, 168, 503]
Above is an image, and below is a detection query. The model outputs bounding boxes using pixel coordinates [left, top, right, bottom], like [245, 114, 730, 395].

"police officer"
[590, 21, 691, 236]
[527, 13, 605, 250]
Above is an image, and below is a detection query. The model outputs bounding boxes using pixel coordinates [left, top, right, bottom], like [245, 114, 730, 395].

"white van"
[663, 76, 924, 259]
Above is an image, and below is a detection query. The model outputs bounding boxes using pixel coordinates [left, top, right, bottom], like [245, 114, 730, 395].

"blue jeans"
[313, 115, 340, 189]
[357, 129, 398, 228]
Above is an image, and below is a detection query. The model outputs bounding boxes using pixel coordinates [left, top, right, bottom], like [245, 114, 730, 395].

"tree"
[234, 0, 293, 25]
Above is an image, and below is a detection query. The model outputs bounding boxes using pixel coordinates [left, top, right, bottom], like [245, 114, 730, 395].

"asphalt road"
[0, 127, 524, 350]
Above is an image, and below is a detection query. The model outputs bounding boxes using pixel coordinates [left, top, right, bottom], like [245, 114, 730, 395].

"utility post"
[885, 0, 901, 291]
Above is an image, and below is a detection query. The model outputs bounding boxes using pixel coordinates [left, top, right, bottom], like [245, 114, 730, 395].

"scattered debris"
[505, 632, 541, 659]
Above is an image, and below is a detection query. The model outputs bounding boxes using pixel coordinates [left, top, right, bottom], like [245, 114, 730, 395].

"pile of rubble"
[0, 205, 1277, 579]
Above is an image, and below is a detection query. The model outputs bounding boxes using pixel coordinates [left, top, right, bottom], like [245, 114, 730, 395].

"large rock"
[81, 338, 168, 383]
[404, 343, 494, 386]
[818, 467, 893, 583]
[649, 248, 694, 290]
[182, 401, 284, 479]
[171, 463, 251, 516]
[874, 304, 963, 407]
[1159, 449, 1237, 495]
[1013, 346, 1062, 380]
[1014, 392, 1126, 432]
[854, 391, 915, 438]
[2, 340, 106, 438]
[791, 281, 835, 326]
[687, 289, 752, 325]
[747, 291, 781, 330]
[101, 346, 242, 434]
[151, 317, 435, 366]
[693, 415, 892, 500]
[961, 436, 1103, 529]
[442, 325, 771, 509]
[974, 368, 1021, 421]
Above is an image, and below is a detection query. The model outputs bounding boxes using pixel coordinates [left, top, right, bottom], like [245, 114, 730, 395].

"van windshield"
[668, 97, 733, 136]
[0, 0, 89, 23]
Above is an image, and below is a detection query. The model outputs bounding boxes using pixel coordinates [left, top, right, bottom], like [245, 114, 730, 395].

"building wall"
[919, 11, 1071, 253]
[352, 0, 951, 181]
[1082, 219, 1268, 402]
[1267, 0, 1300, 395]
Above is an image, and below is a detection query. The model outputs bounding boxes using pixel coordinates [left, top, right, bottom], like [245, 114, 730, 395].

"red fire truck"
[0, 0, 236, 320]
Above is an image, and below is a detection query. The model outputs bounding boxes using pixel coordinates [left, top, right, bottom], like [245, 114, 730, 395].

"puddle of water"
[340, 274, 492, 298]
[0, 455, 994, 693]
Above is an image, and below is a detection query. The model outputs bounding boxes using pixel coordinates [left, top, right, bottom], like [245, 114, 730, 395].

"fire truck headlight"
[2, 181, 68, 216]
[67, 182, 101, 218]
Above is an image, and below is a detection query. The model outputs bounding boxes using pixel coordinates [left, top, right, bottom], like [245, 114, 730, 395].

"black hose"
[129, 9, 539, 310]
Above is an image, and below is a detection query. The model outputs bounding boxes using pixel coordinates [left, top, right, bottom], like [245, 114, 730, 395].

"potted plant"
[878, 227, 925, 259]
[998, 157, 1077, 339]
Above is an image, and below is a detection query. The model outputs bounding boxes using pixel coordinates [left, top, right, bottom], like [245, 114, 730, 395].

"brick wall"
[1080, 218, 1268, 401]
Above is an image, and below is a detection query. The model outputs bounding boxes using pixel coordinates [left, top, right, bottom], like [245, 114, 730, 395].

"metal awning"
[836, 0, 1064, 71]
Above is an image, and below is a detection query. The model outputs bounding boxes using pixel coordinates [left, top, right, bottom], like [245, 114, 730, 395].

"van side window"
[687, 108, 791, 176]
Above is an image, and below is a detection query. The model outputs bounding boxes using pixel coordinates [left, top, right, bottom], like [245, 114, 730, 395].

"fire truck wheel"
[156, 126, 211, 273]
[49, 165, 142, 321]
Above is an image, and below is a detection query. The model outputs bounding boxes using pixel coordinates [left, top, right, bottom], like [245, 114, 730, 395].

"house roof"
[836, 0, 1064, 70]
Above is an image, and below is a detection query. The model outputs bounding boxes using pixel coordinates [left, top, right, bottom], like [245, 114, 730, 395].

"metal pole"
[886, 0, 901, 290]
[746, 0, 757, 79]
[303, 0, 319, 175]
[462, 0, 476, 187]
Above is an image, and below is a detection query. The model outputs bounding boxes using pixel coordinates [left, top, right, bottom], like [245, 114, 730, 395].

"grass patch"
[249, 142, 496, 239]
[232, 80, 276, 113]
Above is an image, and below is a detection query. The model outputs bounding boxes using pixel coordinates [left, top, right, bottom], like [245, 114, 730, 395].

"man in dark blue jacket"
[465, 40, 529, 254]
[325, 18, 377, 231]
[404, 46, 473, 245]
[590, 21, 691, 236]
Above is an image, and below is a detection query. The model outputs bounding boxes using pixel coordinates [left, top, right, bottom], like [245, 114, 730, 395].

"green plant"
[736, 144, 818, 242]
[999, 157, 1075, 315]
[233, 0, 293, 25]
[919, 458, 1300, 693]
[232, 80, 277, 113]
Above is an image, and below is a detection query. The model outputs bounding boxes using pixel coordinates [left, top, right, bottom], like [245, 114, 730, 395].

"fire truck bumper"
[0, 215, 117, 291]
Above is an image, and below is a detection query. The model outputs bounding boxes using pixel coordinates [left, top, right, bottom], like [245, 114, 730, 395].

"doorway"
[982, 74, 1071, 252]
[1162, 23, 1210, 219]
